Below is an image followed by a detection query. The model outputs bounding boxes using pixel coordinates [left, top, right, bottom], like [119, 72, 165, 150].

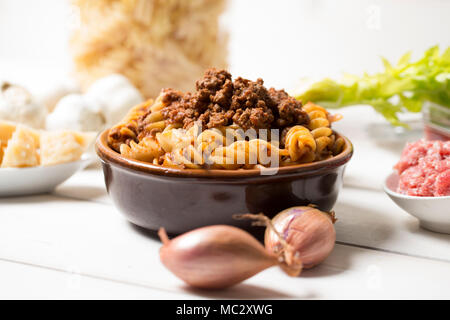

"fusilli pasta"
[302, 102, 344, 161]
[284, 125, 316, 162]
[108, 94, 346, 169]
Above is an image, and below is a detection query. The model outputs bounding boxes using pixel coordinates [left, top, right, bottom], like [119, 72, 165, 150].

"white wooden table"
[1, 0, 450, 300]
[1, 106, 449, 300]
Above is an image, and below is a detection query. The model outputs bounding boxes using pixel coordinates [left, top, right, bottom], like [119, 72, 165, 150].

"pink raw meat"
[395, 139, 450, 197]
[435, 169, 450, 196]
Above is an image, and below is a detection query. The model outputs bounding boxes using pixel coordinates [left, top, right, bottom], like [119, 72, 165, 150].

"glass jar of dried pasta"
[70, 0, 229, 98]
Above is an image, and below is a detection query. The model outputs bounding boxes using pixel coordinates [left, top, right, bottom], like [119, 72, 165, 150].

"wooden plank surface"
[1, 185, 449, 299]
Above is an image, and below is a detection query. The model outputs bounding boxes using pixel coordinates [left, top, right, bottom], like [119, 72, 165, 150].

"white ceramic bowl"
[384, 172, 450, 234]
[0, 154, 91, 197]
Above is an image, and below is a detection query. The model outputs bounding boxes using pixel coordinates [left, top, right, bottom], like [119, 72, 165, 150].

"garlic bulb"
[84, 74, 143, 127]
[36, 79, 80, 113]
[0, 83, 47, 129]
[46, 94, 105, 132]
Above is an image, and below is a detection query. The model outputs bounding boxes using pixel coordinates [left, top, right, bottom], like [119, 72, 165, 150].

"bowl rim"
[384, 172, 450, 200]
[96, 129, 353, 178]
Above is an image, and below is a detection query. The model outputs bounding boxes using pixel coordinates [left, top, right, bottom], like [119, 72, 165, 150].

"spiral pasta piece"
[163, 145, 204, 169]
[207, 138, 283, 169]
[284, 125, 316, 162]
[136, 96, 171, 139]
[217, 124, 252, 145]
[332, 136, 345, 155]
[303, 102, 330, 130]
[303, 102, 345, 160]
[196, 128, 226, 155]
[108, 99, 153, 151]
[211, 141, 248, 170]
[156, 127, 192, 152]
[120, 136, 164, 162]
[108, 94, 345, 169]
[311, 127, 333, 156]
[161, 126, 227, 168]
[249, 139, 285, 166]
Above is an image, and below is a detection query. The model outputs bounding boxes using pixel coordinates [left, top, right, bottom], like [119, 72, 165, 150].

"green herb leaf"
[397, 51, 411, 67]
[295, 46, 450, 126]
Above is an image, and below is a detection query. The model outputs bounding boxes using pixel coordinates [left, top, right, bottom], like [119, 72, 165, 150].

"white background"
[1, 0, 450, 300]
[0, 0, 449, 91]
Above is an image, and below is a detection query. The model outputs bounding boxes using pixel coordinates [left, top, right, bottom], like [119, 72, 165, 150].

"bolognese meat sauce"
[158, 68, 309, 131]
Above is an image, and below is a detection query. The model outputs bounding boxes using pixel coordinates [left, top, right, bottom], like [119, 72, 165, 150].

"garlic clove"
[46, 94, 105, 132]
[0, 83, 47, 129]
[84, 74, 144, 127]
[35, 78, 80, 113]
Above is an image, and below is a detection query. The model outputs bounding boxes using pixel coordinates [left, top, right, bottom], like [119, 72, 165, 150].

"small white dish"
[384, 172, 450, 234]
[0, 154, 92, 197]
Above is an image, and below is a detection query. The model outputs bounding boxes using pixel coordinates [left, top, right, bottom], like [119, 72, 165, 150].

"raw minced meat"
[394, 139, 450, 197]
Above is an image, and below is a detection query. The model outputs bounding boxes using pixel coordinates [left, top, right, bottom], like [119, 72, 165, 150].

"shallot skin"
[265, 206, 336, 269]
[159, 225, 279, 289]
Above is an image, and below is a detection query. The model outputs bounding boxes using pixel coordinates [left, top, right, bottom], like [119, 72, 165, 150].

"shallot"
[237, 205, 337, 269]
[158, 225, 302, 289]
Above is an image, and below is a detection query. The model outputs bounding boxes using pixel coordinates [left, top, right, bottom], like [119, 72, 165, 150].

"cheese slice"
[40, 131, 96, 166]
[1, 126, 39, 168]
[0, 120, 40, 146]
[0, 141, 4, 164]
[0, 120, 17, 145]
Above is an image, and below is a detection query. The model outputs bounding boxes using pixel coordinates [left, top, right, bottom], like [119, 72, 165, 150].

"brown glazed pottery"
[96, 130, 353, 236]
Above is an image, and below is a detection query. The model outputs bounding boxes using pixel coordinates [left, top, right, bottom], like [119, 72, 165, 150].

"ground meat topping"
[158, 68, 309, 131]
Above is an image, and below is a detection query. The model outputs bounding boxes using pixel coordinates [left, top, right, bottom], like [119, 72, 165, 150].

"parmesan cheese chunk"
[40, 131, 96, 166]
[1, 126, 40, 168]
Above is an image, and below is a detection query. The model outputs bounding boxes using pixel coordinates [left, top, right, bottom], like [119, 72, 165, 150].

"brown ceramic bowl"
[96, 130, 353, 236]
